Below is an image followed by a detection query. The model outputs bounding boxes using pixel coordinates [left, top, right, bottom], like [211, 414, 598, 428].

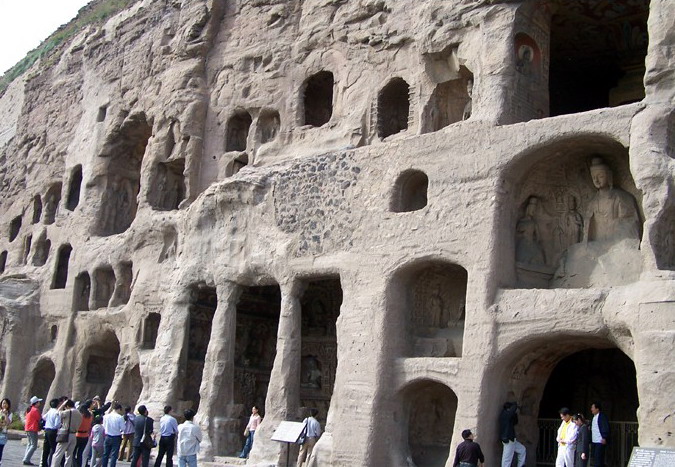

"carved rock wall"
[0, 0, 673, 466]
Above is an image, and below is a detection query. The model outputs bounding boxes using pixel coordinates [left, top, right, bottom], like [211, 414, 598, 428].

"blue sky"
[0, 0, 90, 75]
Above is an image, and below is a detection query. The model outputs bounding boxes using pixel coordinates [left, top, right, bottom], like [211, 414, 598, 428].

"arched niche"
[28, 359, 56, 401]
[225, 153, 249, 177]
[390, 170, 428, 213]
[66, 165, 83, 211]
[505, 136, 643, 289]
[109, 261, 133, 307]
[302, 71, 334, 127]
[73, 272, 91, 311]
[43, 183, 62, 225]
[32, 233, 50, 267]
[149, 159, 186, 211]
[257, 109, 280, 144]
[95, 112, 152, 236]
[92, 266, 116, 309]
[32, 195, 42, 224]
[486, 336, 637, 467]
[400, 380, 457, 467]
[142, 312, 161, 349]
[9, 215, 22, 242]
[51, 244, 73, 289]
[0, 251, 6, 274]
[387, 260, 467, 358]
[50, 325, 58, 342]
[23, 234, 32, 264]
[83, 330, 120, 400]
[378, 77, 410, 139]
[226, 110, 252, 152]
[549, 0, 649, 116]
[422, 66, 474, 133]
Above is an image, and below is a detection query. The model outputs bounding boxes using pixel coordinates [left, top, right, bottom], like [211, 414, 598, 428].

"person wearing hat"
[453, 429, 485, 467]
[23, 395, 43, 465]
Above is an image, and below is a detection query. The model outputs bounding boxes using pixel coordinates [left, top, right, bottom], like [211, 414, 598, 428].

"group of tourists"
[16, 394, 202, 467]
[452, 401, 610, 467]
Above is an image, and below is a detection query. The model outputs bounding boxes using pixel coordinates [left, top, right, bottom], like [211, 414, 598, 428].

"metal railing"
[536, 419, 638, 466]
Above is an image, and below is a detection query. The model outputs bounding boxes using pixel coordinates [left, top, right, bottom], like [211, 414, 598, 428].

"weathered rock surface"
[0, 1, 673, 466]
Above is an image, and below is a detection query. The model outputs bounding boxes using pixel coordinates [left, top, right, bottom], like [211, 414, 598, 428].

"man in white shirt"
[177, 409, 202, 467]
[51, 399, 83, 467]
[101, 403, 126, 467]
[155, 405, 179, 467]
[555, 407, 578, 467]
[40, 398, 62, 467]
[297, 408, 322, 467]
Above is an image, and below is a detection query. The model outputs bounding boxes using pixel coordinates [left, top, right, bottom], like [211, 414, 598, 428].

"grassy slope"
[0, 0, 137, 96]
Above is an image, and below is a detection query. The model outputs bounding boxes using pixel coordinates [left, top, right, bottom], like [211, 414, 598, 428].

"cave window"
[32, 195, 43, 224]
[32, 237, 51, 267]
[227, 154, 249, 177]
[52, 244, 73, 289]
[378, 78, 410, 139]
[50, 325, 58, 342]
[92, 266, 116, 309]
[150, 159, 186, 211]
[66, 165, 83, 211]
[258, 109, 280, 144]
[43, 183, 62, 225]
[142, 313, 161, 349]
[422, 68, 473, 133]
[0, 251, 7, 274]
[391, 170, 429, 212]
[9, 215, 22, 242]
[549, 1, 649, 116]
[74, 272, 91, 311]
[226, 111, 252, 152]
[23, 234, 32, 264]
[303, 71, 334, 127]
[97, 105, 107, 122]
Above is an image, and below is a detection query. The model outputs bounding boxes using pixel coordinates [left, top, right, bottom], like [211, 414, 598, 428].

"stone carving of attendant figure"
[554, 195, 583, 260]
[516, 196, 545, 265]
[462, 79, 473, 121]
[584, 157, 640, 243]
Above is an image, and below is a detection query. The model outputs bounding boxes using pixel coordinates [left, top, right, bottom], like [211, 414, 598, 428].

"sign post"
[628, 447, 675, 467]
[271, 421, 306, 467]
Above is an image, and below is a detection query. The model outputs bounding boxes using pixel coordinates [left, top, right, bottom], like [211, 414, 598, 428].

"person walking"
[74, 401, 93, 467]
[101, 403, 125, 467]
[573, 414, 590, 467]
[239, 406, 261, 459]
[40, 398, 61, 467]
[51, 399, 83, 467]
[297, 408, 321, 467]
[555, 408, 578, 467]
[155, 406, 178, 467]
[0, 398, 13, 465]
[176, 409, 201, 467]
[23, 395, 43, 465]
[129, 405, 154, 467]
[499, 402, 526, 467]
[453, 429, 485, 467]
[590, 402, 610, 467]
[119, 407, 135, 462]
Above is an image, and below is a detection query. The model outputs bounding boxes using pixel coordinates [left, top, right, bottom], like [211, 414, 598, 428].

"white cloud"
[0, 0, 91, 75]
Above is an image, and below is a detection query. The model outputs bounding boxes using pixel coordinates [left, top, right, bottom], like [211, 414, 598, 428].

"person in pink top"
[239, 406, 262, 459]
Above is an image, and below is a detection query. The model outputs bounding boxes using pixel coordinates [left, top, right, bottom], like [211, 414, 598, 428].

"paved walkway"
[1, 438, 137, 466]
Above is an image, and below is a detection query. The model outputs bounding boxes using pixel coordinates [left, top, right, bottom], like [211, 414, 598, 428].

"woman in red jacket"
[23, 395, 43, 465]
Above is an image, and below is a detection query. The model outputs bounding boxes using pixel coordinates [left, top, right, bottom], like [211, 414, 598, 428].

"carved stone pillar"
[196, 280, 241, 459]
[249, 279, 304, 464]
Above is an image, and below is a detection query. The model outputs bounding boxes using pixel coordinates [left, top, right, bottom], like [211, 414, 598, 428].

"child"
[90, 415, 105, 467]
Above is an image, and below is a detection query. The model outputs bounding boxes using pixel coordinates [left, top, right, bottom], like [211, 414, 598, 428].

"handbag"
[140, 416, 156, 449]
[243, 427, 250, 437]
[56, 410, 72, 443]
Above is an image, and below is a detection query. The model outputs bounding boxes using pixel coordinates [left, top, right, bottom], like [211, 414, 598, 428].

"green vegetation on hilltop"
[0, 0, 137, 96]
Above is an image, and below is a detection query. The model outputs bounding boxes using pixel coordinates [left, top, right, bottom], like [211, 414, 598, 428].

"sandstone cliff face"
[0, 1, 673, 466]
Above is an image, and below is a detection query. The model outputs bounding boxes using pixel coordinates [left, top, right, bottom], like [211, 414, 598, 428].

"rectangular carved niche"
[234, 285, 281, 421]
[183, 284, 216, 411]
[300, 278, 342, 422]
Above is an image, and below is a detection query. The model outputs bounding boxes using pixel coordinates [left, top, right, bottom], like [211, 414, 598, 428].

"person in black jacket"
[130, 405, 154, 467]
[499, 402, 526, 467]
[590, 402, 610, 467]
[573, 414, 590, 467]
[453, 429, 485, 467]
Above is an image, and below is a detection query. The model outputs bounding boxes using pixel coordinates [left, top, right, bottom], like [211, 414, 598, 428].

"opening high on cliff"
[303, 71, 334, 127]
[549, 0, 649, 116]
[390, 169, 429, 213]
[378, 77, 410, 139]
